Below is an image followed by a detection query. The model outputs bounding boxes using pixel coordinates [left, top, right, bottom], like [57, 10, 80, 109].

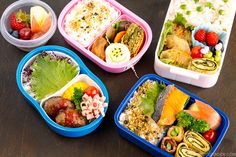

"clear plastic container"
[0, 0, 57, 51]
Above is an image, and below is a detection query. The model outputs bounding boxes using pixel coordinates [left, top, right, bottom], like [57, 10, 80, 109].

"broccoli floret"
[191, 120, 210, 133]
[176, 111, 194, 128]
[176, 111, 210, 133]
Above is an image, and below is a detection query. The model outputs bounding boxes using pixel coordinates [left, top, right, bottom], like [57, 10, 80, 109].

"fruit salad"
[64, 0, 120, 47]
[91, 19, 145, 64]
[157, 0, 234, 74]
[8, 6, 51, 40]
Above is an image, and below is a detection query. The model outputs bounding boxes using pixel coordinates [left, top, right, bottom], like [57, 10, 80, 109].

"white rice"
[64, 0, 119, 47]
[169, 0, 235, 31]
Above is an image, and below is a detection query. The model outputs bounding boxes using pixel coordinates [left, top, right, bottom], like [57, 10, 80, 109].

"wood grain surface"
[0, 0, 235, 157]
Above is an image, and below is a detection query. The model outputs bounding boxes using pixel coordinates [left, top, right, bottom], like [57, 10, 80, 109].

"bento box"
[114, 74, 229, 157]
[154, 0, 236, 88]
[16, 45, 109, 137]
[0, 0, 57, 51]
[58, 0, 152, 73]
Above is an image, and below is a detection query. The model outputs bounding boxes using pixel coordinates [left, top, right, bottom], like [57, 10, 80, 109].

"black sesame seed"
[124, 120, 128, 124]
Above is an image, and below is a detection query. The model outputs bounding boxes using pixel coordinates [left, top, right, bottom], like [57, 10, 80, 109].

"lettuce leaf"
[139, 82, 166, 116]
[173, 13, 194, 30]
[31, 55, 78, 100]
[158, 20, 173, 56]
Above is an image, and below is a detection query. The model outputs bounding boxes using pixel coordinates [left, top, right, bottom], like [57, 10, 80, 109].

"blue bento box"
[114, 74, 229, 157]
[16, 45, 109, 137]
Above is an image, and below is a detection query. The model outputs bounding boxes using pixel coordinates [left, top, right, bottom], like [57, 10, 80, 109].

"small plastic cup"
[0, 0, 57, 51]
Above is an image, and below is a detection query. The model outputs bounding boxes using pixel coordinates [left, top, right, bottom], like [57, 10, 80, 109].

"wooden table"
[0, 0, 235, 157]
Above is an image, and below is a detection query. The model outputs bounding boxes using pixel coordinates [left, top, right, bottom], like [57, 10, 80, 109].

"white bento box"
[154, 0, 236, 88]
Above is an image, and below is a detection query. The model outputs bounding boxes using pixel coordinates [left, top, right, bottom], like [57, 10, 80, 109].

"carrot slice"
[114, 31, 126, 43]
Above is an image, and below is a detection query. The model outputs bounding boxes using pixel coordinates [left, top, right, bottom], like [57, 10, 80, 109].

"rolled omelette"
[183, 131, 211, 155]
[175, 143, 203, 157]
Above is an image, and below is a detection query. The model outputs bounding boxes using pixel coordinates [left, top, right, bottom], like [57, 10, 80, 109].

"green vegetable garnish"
[219, 9, 225, 15]
[180, 4, 187, 10]
[158, 20, 173, 56]
[176, 111, 210, 133]
[72, 88, 83, 111]
[223, 0, 228, 3]
[196, 6, 203, 12]
[194, 0, 199, 3]
[170, 128, 179, 137]
[205, 2, 213, 9]
[173, 13, 194, 30]
[160, 59, 173, 64]
[139, 81, 166, 116]
[191, 120, 211, 133]
[166, 143, 172, 150]
[176, 111, 194, 128]
[31, 55, 78, 100]
[186, 10, 192, 15]
[113, 21, 121, 33]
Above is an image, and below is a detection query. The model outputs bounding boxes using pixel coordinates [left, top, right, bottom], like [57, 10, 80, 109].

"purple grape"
[11, 30, 19, 39]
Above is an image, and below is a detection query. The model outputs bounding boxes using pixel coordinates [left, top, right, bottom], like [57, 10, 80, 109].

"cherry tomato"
[84, 86, 100, 97]
[203, 129, 217, 144]
[191, 46, 203, 58]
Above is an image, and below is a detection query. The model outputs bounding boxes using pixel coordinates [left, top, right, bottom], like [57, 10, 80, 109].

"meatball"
[55, 108, 87, 127]
[43, 97, 74, 117]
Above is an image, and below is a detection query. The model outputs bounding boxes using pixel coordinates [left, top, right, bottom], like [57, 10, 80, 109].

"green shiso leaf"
[31, 55, 78, 100]
[139, 81, 166, 116]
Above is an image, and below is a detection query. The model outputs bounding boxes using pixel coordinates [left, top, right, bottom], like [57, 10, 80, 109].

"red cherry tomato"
[84, 86, 100, 98]
[203, 129, 217, 144]
[191, 46, 203, 58]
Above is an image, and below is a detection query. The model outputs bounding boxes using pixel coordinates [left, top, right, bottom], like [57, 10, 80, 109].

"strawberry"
[10, 10, 30, 31]
[206, 32, 219, 46]
[194, 29, 206, 42]
[191, 46, 203, 58]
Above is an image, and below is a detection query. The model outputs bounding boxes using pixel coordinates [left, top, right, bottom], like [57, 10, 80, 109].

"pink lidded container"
[58, 0, 152, 73]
